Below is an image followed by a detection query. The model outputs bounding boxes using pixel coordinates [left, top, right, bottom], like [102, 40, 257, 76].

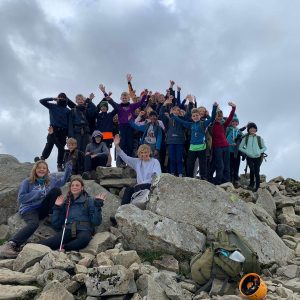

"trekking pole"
[244, 162, 248, 175]
[59, 194, 71, 252]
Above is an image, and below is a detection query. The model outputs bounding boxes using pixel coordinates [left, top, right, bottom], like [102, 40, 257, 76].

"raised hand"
[99, 84, 106, 93]
[89, 93, 95, 100]
[95, 193, 107, 201]
[228, 101, 236, 107]
[126, 74, 132, 82]
[169, 80, 175, 87]
[177, 85, 181, 92]
[55, 195, 65, 206]
[213, 101, 219, 107]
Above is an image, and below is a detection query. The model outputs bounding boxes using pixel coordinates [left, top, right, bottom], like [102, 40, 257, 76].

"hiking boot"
[57, 165, 64, 172]
[0, 241, 19, 259]
[82, 172, 91, 180]
[34, 156, 44, 162]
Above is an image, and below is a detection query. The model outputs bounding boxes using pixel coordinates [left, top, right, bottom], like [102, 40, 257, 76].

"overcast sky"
[0, 0, 299, 180]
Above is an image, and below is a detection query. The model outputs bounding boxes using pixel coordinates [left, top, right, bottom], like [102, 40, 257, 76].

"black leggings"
[11, 188, 62, 247]
[39, 229, 92, 251]
[247, 156, 262, 189]
[121, 183, 151, 205]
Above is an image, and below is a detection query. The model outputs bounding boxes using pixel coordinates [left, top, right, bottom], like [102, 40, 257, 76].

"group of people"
[0, 75, 267, 258]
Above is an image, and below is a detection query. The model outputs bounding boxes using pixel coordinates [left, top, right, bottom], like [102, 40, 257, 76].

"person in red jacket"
[211, 102, 236, 185]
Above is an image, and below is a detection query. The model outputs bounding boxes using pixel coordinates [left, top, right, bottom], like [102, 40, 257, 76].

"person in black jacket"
[63, 138, 85, 176]
[35, 93, 75, 171]
[68, 94, 98, 152]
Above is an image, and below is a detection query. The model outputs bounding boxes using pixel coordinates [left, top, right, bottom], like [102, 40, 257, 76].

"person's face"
[249, 127, 257, 135]
[158, 95, 165, 103]
[198, 108, 206, 118]
[231, 121, 238, 128]
[100, 106, 108, 113]
[149, 115, 157, 123]
[139, 149, 151, 161]
[216, 112, 223, 122]
[191, 113, 201, 122]
[76, 96, 85, 105]
[35, 163, 48, 178]
[172, 107, 180, 116]
[121, 93, 129, 103]
[70, 180, 84, 197]
[67, 142, 77, 152]
[95, 136, 102, 143]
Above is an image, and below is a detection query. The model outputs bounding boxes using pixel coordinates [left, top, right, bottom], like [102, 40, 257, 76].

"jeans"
[168, 144, 184, 175]
[121, 183, 151, 205]
[230, 152, 241, 181]
[39, 229, 92, 251]
[212, 146, 230, 184]
[84, 155, 108, 172]
[42, 128, 67, 165]
[247, 157, 262, 189]
[10, 188, 62, 247]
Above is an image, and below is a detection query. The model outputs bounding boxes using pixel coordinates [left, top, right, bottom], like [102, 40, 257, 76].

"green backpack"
[190, 229, 261, 295]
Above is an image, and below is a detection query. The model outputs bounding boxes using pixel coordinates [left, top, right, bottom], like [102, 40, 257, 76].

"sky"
[0, 0, 299, 181]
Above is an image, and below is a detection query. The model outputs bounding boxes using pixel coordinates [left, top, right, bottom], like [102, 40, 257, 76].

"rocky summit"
[0, 154, 300, 299]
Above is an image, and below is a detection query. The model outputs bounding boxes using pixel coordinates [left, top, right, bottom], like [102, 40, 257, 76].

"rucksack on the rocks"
[130, 189, 150, 210]
[190, 229, 261, 296]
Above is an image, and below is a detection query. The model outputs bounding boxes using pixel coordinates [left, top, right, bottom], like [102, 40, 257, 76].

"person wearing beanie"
[96, 95, 119, 167]
[239, 122, 267, 191]
[82, 130, 109, 180]
[34, 93, 76, 171]
[225, 114, 246, 187]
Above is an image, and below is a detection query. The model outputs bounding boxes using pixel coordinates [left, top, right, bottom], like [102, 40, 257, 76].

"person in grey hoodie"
[114, 134, 161, 205]
[82, 131, 109, 179]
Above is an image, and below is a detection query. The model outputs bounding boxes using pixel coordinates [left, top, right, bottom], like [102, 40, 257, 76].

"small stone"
[282, 278, 300, 293]
[277, 224, 297, 237]
[95, 252, 113, 267]
[75, 264, 87, 274]
[282, 206, 296, 215]
[153, 254, 179, 273]
[113, 250, 141, 268]
[0, 224, 9, 240]
[275, 286, 293, 298]
[38, 280, 74, 300]
[277, 265, 299, 279]
[282, 239, 297, 249]
[180, 281, 197, 293]
[295, 244, 300, 257]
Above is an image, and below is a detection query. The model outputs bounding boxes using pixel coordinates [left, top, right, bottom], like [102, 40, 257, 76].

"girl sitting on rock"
[114, 134, 161, 205]
[0, 160, 72, 258]
[39, 177, 106, 251]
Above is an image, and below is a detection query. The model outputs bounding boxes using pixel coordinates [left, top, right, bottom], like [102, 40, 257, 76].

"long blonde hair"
[29, 160, 50, 184]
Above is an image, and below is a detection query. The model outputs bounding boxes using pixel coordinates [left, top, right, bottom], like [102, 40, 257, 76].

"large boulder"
[147, 174, 294, 265]
[116, 204, 206, 257]
[61, 180, 120, 231]
[0, 155, 33, 224]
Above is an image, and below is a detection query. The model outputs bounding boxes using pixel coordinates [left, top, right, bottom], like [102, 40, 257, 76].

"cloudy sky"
[0, 0, 299, 180]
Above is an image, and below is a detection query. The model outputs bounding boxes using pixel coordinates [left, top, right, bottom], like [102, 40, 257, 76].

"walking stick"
[59, 195, 71, 252]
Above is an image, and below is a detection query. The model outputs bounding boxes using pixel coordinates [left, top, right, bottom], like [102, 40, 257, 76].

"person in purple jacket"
[0, 160, 72, 259]
[99, 83, 147, 166]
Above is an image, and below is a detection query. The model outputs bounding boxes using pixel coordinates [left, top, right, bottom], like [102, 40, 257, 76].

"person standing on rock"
[113, 134, 161, 205]
[34, 93, 76, 172]
[39, 177, 106, 251]
[239, 122, 267, 191]
[0, 160, 72, 259]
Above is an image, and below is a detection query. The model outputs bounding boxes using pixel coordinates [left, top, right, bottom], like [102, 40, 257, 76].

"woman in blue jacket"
[39, 177, 106, 251]
[0, 160, 72, 258]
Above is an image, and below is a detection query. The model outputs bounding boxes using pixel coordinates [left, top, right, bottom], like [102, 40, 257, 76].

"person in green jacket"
[239, 122, 267, 191]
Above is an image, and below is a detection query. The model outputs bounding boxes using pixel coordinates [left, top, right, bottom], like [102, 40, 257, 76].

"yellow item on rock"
[239, 273, 267, 300]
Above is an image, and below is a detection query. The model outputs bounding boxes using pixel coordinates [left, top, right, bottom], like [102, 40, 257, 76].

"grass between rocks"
[138, 250, 164, 263]
[0, 239, 6, 246]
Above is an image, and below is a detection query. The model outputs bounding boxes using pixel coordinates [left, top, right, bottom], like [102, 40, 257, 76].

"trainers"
[0, 241, 19, 259]
[34, 156, 45, 162]
[57, 165, 64, 172]
[82, 172, 91, 180]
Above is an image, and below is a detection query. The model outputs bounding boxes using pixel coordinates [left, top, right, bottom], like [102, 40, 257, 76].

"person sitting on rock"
[0, 160, 72, 259]
[63, 138, 85, 176]
[82, 131, 109, 180]
[39, 177, 106, 251]
[114, 134, 161, 206]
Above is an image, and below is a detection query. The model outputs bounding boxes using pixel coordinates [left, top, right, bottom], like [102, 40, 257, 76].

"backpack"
[130, 189, 150, 210]
[243, 134, 268, 162]
[200, 121, 213, 151]
[191, 229, 260, 296]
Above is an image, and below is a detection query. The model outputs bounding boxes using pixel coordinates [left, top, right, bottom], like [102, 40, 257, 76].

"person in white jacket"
[114, 134, 161, 205]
